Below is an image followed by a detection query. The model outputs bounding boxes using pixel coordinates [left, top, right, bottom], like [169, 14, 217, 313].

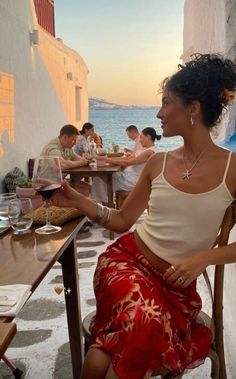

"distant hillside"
[89, 97, 156, 110]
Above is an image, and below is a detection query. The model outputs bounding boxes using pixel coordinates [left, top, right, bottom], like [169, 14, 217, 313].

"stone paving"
[0, 220, 213, 379]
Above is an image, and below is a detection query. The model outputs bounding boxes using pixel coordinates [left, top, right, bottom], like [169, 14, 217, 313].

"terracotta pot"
[16, 187, 43, 210]
[95, 155, 107, 167]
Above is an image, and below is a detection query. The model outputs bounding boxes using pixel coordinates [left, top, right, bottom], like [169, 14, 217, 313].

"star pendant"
[182, 170, 192, 180]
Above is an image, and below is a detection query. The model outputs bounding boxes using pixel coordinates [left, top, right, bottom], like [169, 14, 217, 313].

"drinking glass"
[8, 198, 33, 234]
[0, 193, 17, 228]
[32, 156, 63, 234]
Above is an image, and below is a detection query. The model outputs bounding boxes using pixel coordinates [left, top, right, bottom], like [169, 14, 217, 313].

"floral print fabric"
[90, 232, 212, 379]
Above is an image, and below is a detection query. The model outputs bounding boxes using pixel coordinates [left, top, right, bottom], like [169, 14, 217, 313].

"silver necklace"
[182, 143, 210, 180]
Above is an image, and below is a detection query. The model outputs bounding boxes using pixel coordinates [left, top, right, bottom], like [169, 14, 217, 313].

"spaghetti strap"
[161, 152, 168, 174]
[223, 151, 232, 182]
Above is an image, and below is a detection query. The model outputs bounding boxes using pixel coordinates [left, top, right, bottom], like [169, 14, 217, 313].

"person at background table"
[74, 122, 94, 156]
[91, 127, 161, 204]
[124, 124, 145, 156]
[40, 124, 90, 196]
[91, 130, 103, 148]
[50, 54, 236, 379]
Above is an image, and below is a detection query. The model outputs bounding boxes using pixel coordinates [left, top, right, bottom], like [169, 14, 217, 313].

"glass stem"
[45, 204, 51, 226]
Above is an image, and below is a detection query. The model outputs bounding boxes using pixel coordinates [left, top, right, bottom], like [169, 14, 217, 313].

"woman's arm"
[59, 156, 89, 170]
[164, 241, 236, 288]
[51, 154, 161, 232]
[107, 149, 155, 167]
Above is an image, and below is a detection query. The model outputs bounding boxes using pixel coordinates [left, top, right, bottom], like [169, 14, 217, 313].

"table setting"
[0, 156, 82, 238]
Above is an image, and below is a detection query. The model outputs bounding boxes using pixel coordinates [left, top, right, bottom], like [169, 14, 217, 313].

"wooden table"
[64, 164, 121, 239]
[0, 216, 86, 378]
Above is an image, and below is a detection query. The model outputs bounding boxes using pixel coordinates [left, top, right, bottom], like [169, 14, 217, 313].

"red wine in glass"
[36, 183, 62, 199]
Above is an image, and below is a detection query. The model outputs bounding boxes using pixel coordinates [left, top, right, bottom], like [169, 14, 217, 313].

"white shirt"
[134, 135, 145, 153]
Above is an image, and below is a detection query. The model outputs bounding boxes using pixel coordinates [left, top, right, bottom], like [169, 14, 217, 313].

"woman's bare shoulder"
[147, 148, 182, 164]
[228, 150, 236, 176]
[221, 148, 236, 166]
[230, 151, 236, 160]
[147, 151, 166, 162]
[220, 149, 236, 197]
[144, 151, 166, 180]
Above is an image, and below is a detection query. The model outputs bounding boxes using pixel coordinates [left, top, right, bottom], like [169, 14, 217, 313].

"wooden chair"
[115, 191, 131, 209]
[82, 202, 235, 378]
[0, 323, 23, 378]
[199, 201, 235, 379]
[28, 158, 35, 179]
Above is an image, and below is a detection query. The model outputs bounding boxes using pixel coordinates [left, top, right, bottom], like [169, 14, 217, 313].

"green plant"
[16, 179, 33, 188]
[96, 149, 107, 156]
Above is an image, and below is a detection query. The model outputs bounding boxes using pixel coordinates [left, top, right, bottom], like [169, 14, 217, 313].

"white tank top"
[137, 151, 234, 264]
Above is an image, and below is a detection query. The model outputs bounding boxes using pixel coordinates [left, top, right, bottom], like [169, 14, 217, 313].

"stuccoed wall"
[183, 0, 236, 145]
[38, 32, 89, 130]
[0, 0, 88, 191]
[183, 0, 225, 60]
[183, 1, 236, 376]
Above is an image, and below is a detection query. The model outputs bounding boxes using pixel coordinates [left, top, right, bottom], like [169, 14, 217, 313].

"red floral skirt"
[90, 232, 212, 379]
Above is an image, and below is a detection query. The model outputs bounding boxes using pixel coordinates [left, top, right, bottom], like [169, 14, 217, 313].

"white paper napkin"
[0, 284, 32, 317]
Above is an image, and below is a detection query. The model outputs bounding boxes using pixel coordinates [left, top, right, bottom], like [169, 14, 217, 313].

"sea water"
[89, 108, 182, 152]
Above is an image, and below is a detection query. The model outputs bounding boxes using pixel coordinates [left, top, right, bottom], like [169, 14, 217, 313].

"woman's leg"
[81, 347, 111, 379]
[104, 364, 120, 379]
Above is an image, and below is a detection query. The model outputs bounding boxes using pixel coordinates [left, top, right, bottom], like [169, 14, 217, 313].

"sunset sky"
[55, 0, 185, 106]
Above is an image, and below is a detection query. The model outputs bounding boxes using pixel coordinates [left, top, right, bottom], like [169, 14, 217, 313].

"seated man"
[124, 124, 145, 156]
[40, 124, 90, 195]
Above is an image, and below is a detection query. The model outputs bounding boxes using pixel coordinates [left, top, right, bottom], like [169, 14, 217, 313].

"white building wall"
[183, 0, 225, 61]
[38, 32, 89, 130]
[183, 1, 236, 376]
[0, 0, 88, 190]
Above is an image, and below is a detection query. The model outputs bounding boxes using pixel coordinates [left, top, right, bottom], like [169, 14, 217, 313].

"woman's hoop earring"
[190, 116, 194, 126]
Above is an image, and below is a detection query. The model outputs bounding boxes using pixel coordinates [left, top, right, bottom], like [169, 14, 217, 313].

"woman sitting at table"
[74, 122, 95, 156]
[91, 127, 161, 203]
[50, 54, 236, 379]
[92, 130, 103, 148]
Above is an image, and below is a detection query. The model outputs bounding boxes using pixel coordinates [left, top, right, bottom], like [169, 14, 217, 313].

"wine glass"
[8, 198, 33, 234]
[0, 193, 17, 229]
[32, 156, 63, 234]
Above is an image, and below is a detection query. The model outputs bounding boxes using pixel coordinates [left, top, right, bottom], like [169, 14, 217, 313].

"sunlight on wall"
[0, 72, 15, 156]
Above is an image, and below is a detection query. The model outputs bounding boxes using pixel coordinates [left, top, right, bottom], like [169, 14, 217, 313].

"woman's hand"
[163, 251, 210, 288]
[50, 181, 81, 209]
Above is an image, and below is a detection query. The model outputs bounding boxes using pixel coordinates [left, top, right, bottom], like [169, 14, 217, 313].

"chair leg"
[161, 372, 183, 379]
[151, 368, 183, 378]
[84, 338, 91, 355]
[2, 355, 23, 378]
[208, 349, 219, 379]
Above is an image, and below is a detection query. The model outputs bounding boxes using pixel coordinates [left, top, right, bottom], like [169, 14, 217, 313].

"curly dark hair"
[163, 54, 236, 128]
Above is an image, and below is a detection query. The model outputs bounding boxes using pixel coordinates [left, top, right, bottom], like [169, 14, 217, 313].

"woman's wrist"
[199, 249, 213, 267]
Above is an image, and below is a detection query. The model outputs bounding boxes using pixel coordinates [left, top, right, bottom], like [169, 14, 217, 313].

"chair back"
[203, 201, 235, 379]
[28, 158, 35, 179]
